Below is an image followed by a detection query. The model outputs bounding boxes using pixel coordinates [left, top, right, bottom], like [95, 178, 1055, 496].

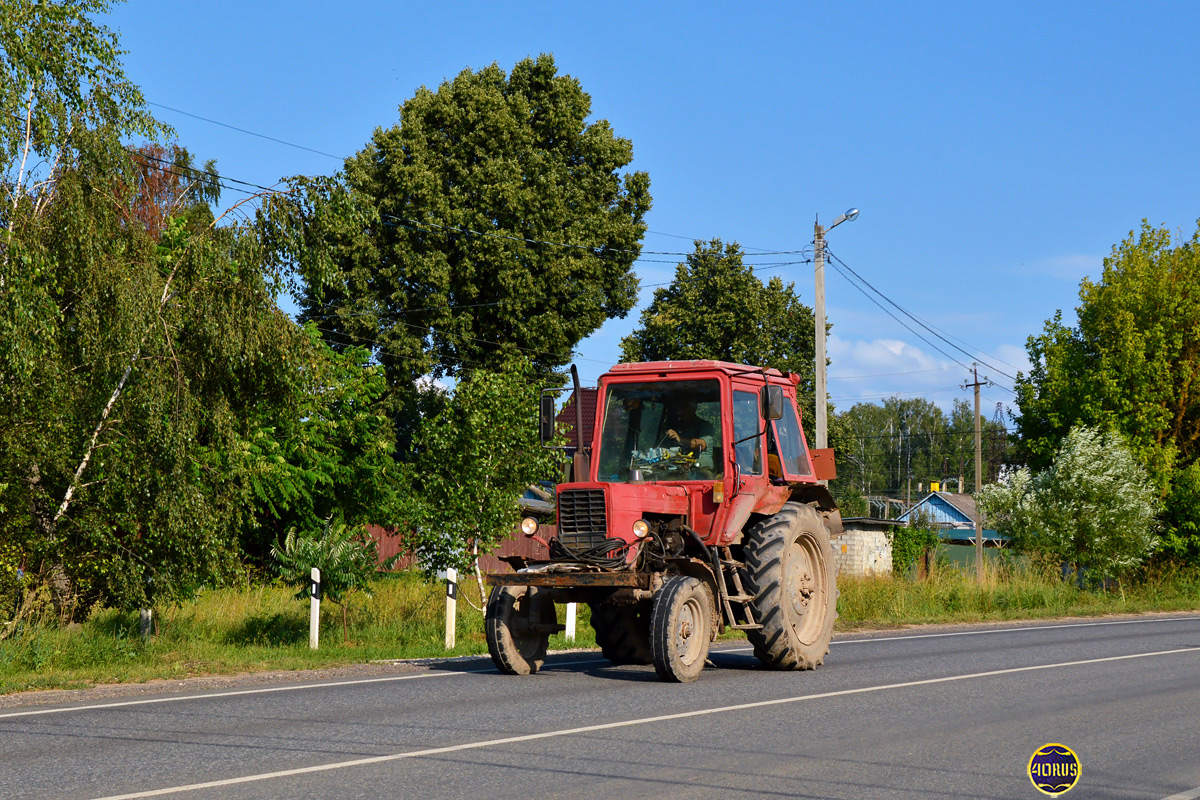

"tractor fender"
[788, 483, 844, 536]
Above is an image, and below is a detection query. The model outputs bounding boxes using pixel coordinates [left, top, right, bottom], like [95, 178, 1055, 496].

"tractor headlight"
[632, 519, 650, 539]
[520, 517, 539, 537]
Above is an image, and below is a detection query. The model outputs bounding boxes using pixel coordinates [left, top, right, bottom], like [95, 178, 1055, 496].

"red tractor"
[486, 360, 841, 682]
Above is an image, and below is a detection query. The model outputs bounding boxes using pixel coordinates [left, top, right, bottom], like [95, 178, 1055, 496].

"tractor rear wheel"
[486, 585, 555, 675]
[650, 575, 714, 682]
[742, 502, 838, 670]
[589, 601, 653, 666]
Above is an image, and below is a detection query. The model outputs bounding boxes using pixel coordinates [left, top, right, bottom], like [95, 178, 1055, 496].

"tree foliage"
[978, 426, 1159, 584]
[236, 326, 404, 566]
[0, 3, 403, 616]
[835, 397, 1010, 503]
[0, 155, 307, 612]
[1014, 221, 1200, 559]
[0, 0, 163, 205]
[260, 54, 651, 452]
[123, 143, 220, 238]
[406, 359, 561, 576]
[619, 239, 818, 425]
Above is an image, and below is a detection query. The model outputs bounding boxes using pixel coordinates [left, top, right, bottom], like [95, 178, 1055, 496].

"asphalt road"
[3, 615, 1200, 800]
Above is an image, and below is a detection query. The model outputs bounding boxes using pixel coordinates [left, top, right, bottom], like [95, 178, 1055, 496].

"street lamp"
[814, 208, 858, 458]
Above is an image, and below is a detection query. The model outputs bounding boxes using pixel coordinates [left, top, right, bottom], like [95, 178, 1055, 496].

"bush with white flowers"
[978, 425, 1159, 584]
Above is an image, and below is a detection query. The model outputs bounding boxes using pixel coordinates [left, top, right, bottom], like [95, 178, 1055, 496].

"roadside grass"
[837, 561, 1200, 628]
[0, 572, 597, 695]
[2, 564, 1199, 694]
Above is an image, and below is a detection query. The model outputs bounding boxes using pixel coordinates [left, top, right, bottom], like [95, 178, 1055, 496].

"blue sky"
[107, 1, 1200, 415]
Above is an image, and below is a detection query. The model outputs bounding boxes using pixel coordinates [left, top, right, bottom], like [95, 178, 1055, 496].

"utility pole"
[813, 218, 827, 453]
[963, 365, 987, 582]
[812, 208, 858, 463]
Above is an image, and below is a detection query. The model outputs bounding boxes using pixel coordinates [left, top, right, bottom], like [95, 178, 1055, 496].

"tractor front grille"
[557, 489, 608, 552]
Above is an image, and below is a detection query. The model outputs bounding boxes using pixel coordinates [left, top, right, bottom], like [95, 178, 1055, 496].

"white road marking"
[828, 614, 1200, 645]
[713, 614, 1200, 654]
[1162, 788, 1200, 800]
[3, 614, 1197, 720]
[0, 656, 609, 720]
[87, 645, 1200, 800]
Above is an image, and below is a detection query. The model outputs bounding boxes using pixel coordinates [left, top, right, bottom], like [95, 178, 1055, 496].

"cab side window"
[773, 399, 812, 477]
[732, 390, 762, 475]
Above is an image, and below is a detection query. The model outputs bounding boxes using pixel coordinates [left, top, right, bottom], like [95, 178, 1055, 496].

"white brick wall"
[832, 528, 892, 577]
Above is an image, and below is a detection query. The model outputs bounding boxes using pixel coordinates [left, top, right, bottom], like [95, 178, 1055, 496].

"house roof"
[897, 491, 1008, 542]
[897, 491, 979, 526]
[556, 388, 597, 453]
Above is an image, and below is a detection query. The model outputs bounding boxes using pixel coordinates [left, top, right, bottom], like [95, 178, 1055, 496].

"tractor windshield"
[596, 380, 723, 482]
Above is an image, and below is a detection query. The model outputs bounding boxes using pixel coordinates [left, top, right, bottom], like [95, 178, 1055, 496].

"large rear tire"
[742, 502, 838, 670]
[650, 575, 714, 682]
[486, 585, 555, 675]
[589, 601, 653, 666]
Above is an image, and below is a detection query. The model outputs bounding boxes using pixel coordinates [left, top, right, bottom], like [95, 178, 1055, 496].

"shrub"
[271, 515, 393, 642]
[890, 509, 941, 576]
[979, 425, 1159, 585]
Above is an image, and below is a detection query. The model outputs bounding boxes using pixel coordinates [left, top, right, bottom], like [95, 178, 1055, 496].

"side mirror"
[760, 385, 784, 421]
[539, 393, 555, 443]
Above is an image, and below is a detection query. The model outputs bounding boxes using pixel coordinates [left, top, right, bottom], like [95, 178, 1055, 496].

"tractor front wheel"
[650, 575, 714, 682]
[486, 585, 555, 675]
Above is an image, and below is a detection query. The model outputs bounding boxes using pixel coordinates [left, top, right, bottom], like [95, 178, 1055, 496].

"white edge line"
[1162, 787, 1200, 800]
[828, 614, 1200, 645]
[716, 614, 1200, 654]
[0, 657, 609, 720]
[88, 645, 1200, 800]
[3, 614, 1197, 720]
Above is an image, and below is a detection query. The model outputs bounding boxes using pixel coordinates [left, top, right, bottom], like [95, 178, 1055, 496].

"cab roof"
[605, 360, 788, 380]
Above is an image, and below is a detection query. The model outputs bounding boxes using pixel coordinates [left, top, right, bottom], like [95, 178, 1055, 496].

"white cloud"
[825, 335, 1027, 412]
[1016, 253, 1103, 281]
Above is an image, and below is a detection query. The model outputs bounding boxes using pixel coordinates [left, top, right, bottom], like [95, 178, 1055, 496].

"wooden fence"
[367, 524, 553, 575]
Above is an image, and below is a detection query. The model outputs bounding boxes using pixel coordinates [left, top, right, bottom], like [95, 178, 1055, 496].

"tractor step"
[725, 594, 754, 603]
[729, 622, 763, 630]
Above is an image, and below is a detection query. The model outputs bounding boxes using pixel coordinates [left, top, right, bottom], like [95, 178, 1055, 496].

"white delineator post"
[309, 567, 320, 650]
[565, 602, 577, 642]
[445, 567, 458, 650]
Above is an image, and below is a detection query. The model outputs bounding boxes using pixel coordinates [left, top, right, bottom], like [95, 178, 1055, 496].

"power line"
[823, 257, 975, 375]
[829, 385, 963, 401]
[145, 101, 810, 258]
[127, 146, 286, 197]
[384, 214, 812, 258]
[824, 247, 1018, 383]
[828, 366, 954, 381]
[149, 101, 343, 161]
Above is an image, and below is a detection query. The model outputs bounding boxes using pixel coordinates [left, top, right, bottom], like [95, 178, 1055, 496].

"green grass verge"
[838, 563, 1200, 627]
[2, 566, 1199, 694]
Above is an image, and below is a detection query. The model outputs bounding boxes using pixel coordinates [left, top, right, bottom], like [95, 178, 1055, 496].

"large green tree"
[261, 54, 651, 452]
[0, 2, 402, 616]
[619, 239, 818, 426]
[1014, 221, 1200, 560]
